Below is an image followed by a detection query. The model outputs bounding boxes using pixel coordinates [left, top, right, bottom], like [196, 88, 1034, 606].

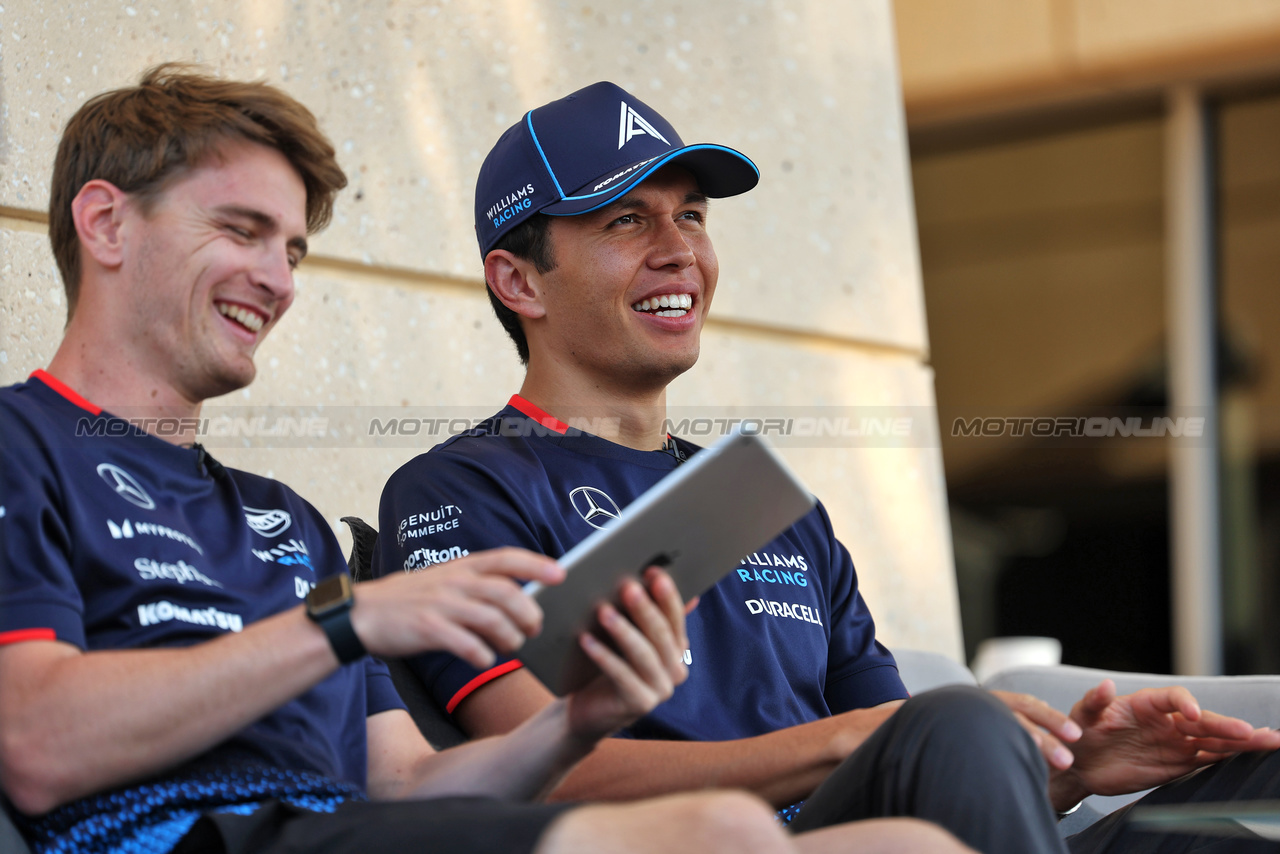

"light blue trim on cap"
[542, 143, 760, 216]
[526, 110, 569, 199]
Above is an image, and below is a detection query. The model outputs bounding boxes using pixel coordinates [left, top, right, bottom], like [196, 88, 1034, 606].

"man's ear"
[484, 250, 547, 320]
[71, 180, 130, 270]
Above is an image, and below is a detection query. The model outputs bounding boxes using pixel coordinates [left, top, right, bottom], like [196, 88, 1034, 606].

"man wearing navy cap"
[375, 82, 1280, 854]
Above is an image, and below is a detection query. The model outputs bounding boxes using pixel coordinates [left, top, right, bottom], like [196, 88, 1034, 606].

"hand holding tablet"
[519, 426, 816, 695]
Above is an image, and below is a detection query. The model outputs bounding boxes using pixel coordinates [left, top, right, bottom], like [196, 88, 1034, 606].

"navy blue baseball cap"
[474, 81, 759, 257]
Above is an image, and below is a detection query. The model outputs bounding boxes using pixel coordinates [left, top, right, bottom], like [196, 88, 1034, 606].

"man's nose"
[254, 244, 296, 304]
[647, 219, 697, 269]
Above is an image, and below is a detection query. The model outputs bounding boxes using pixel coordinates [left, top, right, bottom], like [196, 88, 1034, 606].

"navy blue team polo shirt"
[0, 371, 404, 791]
[374, 394, 906, 741]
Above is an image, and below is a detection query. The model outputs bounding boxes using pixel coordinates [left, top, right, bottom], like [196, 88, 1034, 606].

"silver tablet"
[518, 426, 816, 695]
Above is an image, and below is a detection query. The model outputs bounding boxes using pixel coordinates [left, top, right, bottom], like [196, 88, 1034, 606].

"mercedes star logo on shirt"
[96, 463, 156, 510]
[569, 486, 621, 530]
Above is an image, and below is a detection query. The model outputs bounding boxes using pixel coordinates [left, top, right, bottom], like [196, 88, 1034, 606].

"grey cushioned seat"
[893, 648, 978, 694]
[0, 803, 29, 854]
[981, 665, 1280, 729]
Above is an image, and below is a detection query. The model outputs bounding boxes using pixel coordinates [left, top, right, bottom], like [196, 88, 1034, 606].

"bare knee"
[536, 790, 793, 854]
[669, 791, 792, 854]
[795, 818, 976, 854]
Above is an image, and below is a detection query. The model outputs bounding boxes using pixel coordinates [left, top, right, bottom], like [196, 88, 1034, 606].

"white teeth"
[632, 294, 693, 314]
[217, 303, 264, 332]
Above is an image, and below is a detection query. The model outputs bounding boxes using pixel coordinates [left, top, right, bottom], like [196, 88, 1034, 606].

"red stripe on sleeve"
[445, 659, 525, 713]
[0, 628, 57, 646]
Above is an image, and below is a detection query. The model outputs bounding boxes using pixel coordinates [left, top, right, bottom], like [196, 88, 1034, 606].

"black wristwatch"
[305, 573, 367, 664]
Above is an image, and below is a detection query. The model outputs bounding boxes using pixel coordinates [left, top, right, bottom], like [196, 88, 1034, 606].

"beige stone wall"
[896, 0, 1280, 125]
[0, 0, 961, 656]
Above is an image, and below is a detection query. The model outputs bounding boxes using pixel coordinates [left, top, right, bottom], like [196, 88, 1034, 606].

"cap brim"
[541, 143, 759, 216]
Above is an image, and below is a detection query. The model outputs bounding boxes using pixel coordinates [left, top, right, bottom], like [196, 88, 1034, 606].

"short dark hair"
[50, 63, 347, 319]
[485, 213, 555, 365]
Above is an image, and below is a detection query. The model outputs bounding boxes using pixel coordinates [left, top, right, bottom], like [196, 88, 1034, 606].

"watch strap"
[313, 606, 366, 665]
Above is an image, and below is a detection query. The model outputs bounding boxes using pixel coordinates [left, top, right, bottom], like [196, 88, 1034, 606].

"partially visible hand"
[351, 547, 564, 668]
[564, 567, 690, 740]
[1050, 679, 1280, 808]
[990, 689, 1084, 776]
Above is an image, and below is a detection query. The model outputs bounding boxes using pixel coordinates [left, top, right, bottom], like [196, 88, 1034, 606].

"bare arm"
[0, 548, 563, 815]
[0, 608, 335, 815]
[368, 568, 693, 803]
[367, 702, 600, 803]
[455, 667, 901, 808]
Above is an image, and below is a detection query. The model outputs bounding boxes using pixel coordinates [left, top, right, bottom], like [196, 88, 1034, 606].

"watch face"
[308, 573, 353, 617]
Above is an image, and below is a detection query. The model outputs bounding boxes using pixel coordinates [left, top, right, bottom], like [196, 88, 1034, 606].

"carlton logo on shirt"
[243, 506, 292, 538]
[96, 463, 156, 510]
[404, 545, 470, 572]
[568, 486, 621, 530]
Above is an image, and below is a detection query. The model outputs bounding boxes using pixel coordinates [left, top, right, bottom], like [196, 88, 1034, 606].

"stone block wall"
[0, 0, 961, 656]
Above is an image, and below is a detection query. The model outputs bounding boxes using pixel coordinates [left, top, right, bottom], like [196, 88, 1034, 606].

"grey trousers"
[790, 685, 1068, 854]
[790, 685, 1280, 854]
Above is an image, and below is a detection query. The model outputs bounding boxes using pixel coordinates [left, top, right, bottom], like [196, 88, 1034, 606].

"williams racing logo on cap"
[618, 101, 669, 149]
[486, 182, 536, 230]
[243, 506, 292, 538]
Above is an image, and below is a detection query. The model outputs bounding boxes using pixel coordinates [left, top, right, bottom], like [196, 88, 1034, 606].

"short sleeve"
[0, 399, 86, 648]
[816, 505, 909, 711]
[363, 656, 408, 716]
[372, 446, 546, 713]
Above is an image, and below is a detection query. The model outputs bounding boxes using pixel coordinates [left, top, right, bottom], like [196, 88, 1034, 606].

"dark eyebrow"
[603, 190, 710, 216]
[216, 204, 309, 259]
